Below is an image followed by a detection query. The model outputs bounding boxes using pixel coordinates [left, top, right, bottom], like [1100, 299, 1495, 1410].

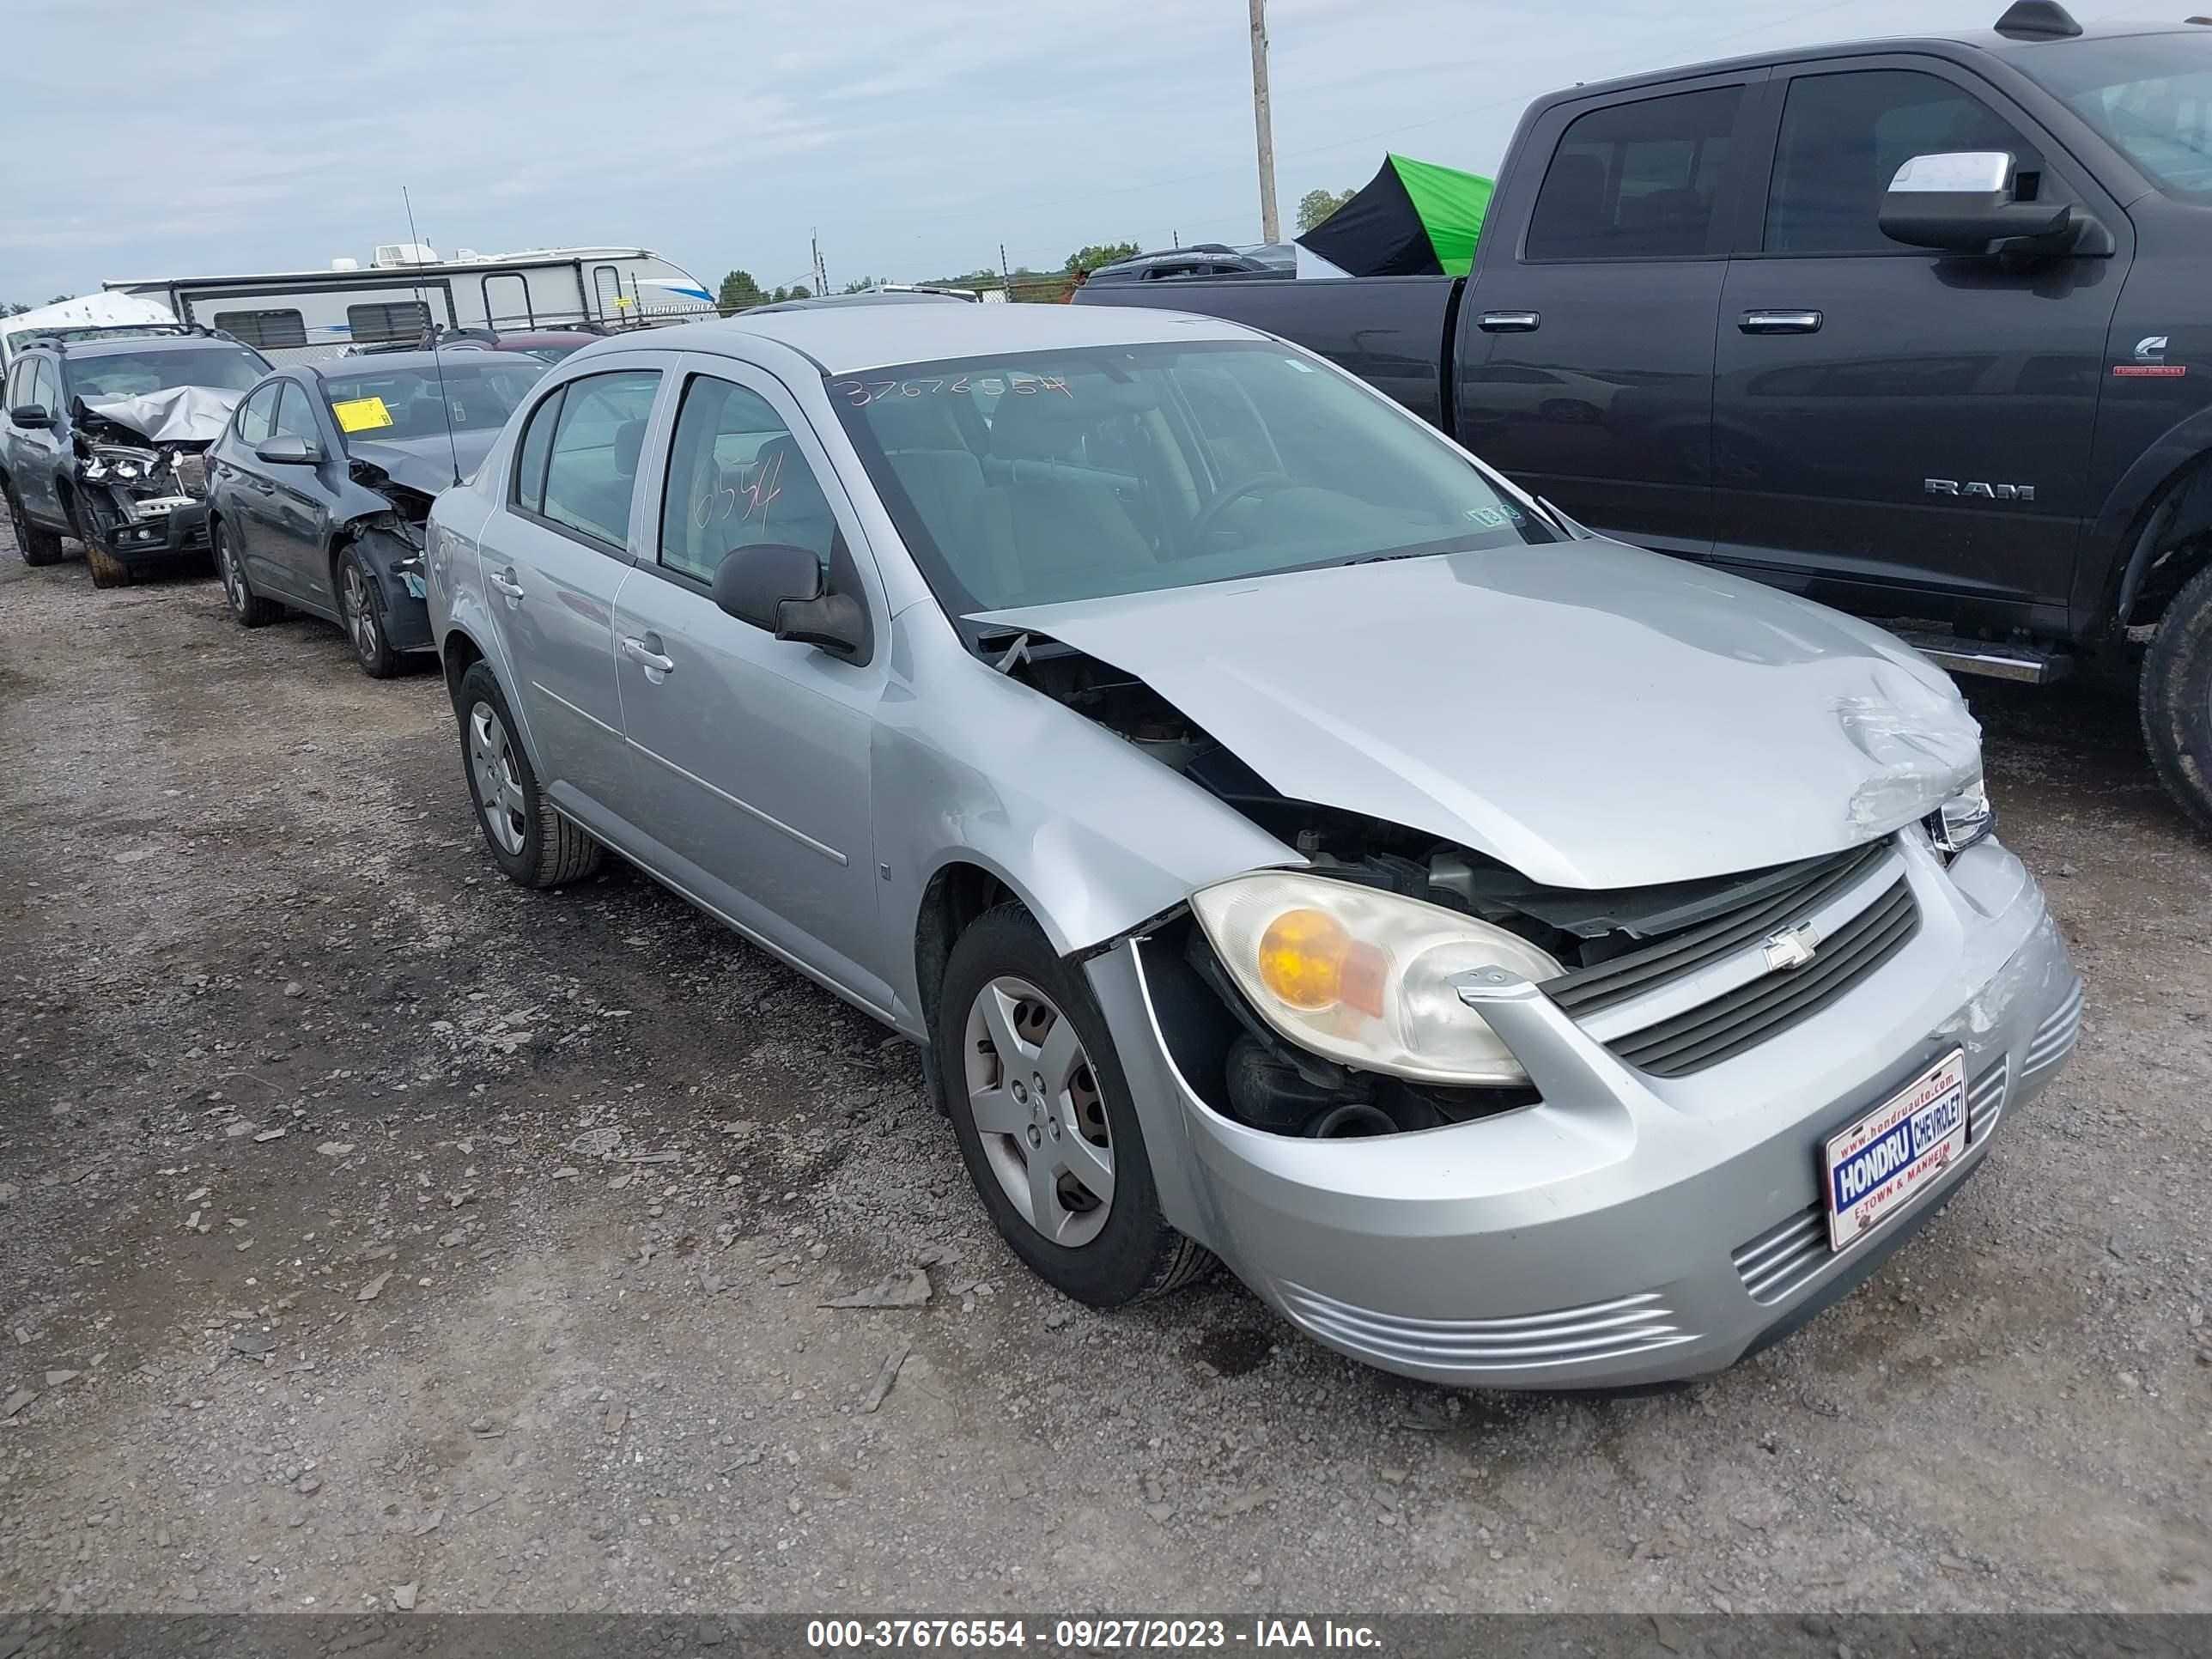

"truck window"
[212, 309, 307, 351]
[347, 301, 434, 346]
[1525, 87, 1743, 261]
[1765, 70, 2052, 255]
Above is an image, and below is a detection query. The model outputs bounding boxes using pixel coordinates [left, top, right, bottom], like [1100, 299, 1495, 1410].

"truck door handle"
[1477, 310, 1541, 332]
[621, 635, 676, 677]
[1739, 310, 1823, 334]
[487, 568, 525, 599]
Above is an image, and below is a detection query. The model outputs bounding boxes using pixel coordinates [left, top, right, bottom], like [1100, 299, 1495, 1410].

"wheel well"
[442, 629, 486, 709]
[914, 861, 1016, 1036]
[2122, 454, 2212, 629]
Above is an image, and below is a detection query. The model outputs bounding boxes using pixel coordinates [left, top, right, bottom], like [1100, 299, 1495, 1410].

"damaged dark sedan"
[206, 352, 549, 676]
[2, 331, 269, 586]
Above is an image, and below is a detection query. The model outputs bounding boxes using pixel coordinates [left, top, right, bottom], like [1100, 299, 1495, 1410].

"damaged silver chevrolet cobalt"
[423, 305, 2082, 1389]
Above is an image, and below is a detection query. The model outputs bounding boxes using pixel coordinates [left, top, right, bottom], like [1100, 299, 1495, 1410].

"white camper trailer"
[103, 246, 716, 363]
[1, 292, 182, 372]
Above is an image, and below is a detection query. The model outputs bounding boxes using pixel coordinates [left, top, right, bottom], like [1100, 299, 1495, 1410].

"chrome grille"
[2023, 979, 2084, 1076]
[1603, 878, 1919, 1078]
[1274, 1282, 1695, 1371]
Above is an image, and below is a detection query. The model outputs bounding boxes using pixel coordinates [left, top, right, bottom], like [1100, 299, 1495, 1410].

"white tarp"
[2, 293, 178, 364]
[81, 385, 242, 444]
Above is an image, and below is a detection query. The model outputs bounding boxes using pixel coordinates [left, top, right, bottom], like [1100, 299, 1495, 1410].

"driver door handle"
[622, 635, 676, 676]
[488, 568, 525, 599]
[1740, 309, 1823, 334]
[1477, 310, 1541, 332]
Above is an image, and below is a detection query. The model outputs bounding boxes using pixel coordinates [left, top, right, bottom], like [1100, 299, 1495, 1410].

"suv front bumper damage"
[1089, 835, 2081, 1389]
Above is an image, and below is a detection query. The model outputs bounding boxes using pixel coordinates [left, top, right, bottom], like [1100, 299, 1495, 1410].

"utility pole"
[1248, 0, 1279, 243]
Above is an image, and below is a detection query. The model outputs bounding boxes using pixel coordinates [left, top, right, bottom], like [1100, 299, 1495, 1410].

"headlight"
[1924, 776, 1995, 860]
[1189, 872, 1564, 1085]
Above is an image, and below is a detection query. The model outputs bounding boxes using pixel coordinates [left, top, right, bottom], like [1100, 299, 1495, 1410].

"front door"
[1710, 59, 2129, 620]
[609, 355, 888, 1008]
[482, 362, 665, 817]
[1455, 75, 1762, 556]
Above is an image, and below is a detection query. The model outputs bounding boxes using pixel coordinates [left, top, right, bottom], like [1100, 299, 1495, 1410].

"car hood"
[81, 385, 243, 445]
[343, 429, 500, 496]
[972, 540, 1981, 890]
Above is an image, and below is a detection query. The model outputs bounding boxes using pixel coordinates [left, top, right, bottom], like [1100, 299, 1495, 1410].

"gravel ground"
[1, 532, 2208, 1620]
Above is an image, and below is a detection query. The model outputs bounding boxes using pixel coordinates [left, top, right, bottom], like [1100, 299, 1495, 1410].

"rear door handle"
[488, 568, 525, 599]
[1739, 309, 1822, 334]
[1477, 310, 1540, 332]
[621, 635, 676, 677]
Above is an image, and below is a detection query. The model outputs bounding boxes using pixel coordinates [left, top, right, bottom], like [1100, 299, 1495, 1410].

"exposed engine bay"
[993, 631, 1917, 1140]
[70, 386, 240, 553]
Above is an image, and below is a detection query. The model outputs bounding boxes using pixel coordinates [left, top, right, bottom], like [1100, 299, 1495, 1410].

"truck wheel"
[4, 481, 66, 566]
[337, 539, 403, 679]
[2141, 562, 2212, 837]
[936, 902, 1212, 1308]
[212, 518, 282, 627]
[455, 660, 604, 888]
[83, 539, 131, 589]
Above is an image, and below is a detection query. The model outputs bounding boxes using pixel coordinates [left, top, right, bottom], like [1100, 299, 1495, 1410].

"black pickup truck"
[1075, 3, 2212, 833]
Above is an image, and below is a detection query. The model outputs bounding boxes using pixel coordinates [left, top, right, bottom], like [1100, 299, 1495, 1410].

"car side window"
[1525, 87, 1745, 261]
[539, 369, 661, 548]
[236, 384, 280, 447]
[272, 383, 320, 443]
[512, 387, 562, 515]
[659, 374, 839, 585]
[31, 358, 61, 414]
[3, 359, 27, 410]
[1764, 70, 2058, 255]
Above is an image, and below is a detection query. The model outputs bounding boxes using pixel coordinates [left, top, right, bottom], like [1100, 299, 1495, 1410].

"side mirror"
[1878, 151, 2072, 253]
[253, 434, 321, 465]
[711, 541, 870, 660]
[9, 404, 52, 430]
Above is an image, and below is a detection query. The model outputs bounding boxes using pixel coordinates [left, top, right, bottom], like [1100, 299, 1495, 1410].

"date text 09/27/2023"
[805, 1618, 1383, 1650]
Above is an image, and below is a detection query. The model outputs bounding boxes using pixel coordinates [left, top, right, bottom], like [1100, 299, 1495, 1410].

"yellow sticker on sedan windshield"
[331, 396, 393, 434]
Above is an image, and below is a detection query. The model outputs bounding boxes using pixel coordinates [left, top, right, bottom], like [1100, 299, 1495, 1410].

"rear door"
[1710, 57, 2129, 621]
[260, 381, 342, 607]
[480, 360, 665, 817]
[1455, 72, 1765, 555]
[218, 382, 289, 588]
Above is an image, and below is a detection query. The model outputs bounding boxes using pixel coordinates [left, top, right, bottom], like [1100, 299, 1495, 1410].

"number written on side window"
[659, 374, 838, 585]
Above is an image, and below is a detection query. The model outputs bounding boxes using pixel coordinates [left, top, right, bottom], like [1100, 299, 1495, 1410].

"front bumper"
[1091, 834, 2081, 1390]
[91, 495, 210, 561]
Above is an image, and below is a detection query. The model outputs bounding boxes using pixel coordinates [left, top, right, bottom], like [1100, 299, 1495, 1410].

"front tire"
[337, 539, 403, 678]
[83, 539, 131, 589]
[454, 661, 604, 888]
[2140, 561, 2212, 836]
[4, 481, 66, 566]
[936, 903, 1211, 1308]
[212, 518, 282, 626]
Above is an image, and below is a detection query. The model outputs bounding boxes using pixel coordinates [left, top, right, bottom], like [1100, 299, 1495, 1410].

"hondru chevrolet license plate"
[1823, 1050, 1967, 1252]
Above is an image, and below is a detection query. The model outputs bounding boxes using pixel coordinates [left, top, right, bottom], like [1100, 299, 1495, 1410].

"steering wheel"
[1186, 471, 1297, 544]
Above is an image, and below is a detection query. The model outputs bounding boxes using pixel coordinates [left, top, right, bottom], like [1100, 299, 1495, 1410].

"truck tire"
[2141, 561, 2212, 837]
[4, 480, 66, 566]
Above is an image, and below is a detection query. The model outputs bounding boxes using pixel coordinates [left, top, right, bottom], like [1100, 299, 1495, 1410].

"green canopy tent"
[1296, 154, 1495, 277]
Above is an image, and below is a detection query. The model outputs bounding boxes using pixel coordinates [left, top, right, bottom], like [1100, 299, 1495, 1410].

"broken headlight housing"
[82, 444, 163, 485]
[1190, 871, 1564, 1085]
[1924, 776, 1995, 862]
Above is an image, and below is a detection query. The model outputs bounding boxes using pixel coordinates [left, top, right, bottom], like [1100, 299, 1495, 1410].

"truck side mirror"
[1878, 151, 2072, 254]
[8, 404, 52, 430]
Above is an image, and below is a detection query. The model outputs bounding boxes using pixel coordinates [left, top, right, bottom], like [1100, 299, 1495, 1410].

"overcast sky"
[2, 0, 2094, 302]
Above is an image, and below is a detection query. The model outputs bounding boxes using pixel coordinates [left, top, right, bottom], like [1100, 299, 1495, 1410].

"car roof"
[54, 335, 253, 360]
[635, 304, 1258, 375]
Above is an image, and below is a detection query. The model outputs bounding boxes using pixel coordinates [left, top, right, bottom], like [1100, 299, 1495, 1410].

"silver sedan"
[422, 303, 2080, 1389]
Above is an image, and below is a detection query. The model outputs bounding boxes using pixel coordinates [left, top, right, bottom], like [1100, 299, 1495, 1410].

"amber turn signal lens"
[1256, 908, 1350, 1009]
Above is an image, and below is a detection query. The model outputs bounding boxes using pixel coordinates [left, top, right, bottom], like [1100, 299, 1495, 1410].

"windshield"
[830, 339, 1553, 617]
[64, 345, 266, 400]
[319, 360, 547, 442]
[2027, 33, 2212, 198]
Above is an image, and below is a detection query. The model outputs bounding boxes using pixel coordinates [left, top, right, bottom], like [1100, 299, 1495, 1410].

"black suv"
[3, 331, 269, 586]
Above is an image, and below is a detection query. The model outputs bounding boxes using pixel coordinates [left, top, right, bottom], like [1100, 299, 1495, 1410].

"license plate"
[1823, 1050, 1967, 1252]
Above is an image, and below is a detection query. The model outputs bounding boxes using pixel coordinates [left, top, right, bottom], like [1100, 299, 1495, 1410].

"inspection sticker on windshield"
[1823, 1050, 1966, 1252]
[331, 396, 393, 434]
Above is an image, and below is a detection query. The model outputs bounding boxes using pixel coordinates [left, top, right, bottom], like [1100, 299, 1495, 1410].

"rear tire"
[2140, 561, 2212, 837]
[337, 539, 403, 679]
[455, 660, 604, 889]
[936, 903, 1211, 1309]
[212, 517, 282, 626]
[5, 482, 67, 566]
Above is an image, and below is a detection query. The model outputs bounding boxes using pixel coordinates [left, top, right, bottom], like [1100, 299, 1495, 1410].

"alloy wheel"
[215, 527, 247, 616]
[342, 562, 379, 664]
[467, 702, 528, 856]
[962, 976, 1115, 1247]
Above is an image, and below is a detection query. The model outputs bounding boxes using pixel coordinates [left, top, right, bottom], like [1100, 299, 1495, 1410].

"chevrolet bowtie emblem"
[1762, 921, 1822, 971]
